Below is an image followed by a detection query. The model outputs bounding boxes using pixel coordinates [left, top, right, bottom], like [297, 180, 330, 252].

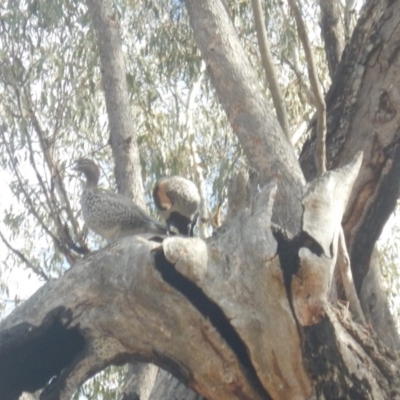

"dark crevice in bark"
[273, 229, 301, 296]
[273, 228, 324, 294]
[273, 227, 325, 342]
[0, 308, 85, 400]
[303, 317, 373, 399]
[351, 141, 400, 294]
[152, 249, 272, 400]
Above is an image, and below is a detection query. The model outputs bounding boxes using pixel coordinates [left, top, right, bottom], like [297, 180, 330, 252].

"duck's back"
[81, 187, 166, 241]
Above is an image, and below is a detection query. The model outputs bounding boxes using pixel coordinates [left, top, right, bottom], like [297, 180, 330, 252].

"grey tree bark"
[185, 0, 305, 234]
[318, 0, 345, 79]
[86, 0, 146, 207]
[301, 0, 400, 345]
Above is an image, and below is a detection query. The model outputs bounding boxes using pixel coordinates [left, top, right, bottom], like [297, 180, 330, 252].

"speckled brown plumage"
[153, 176, 200, 236]
[74, 159, 167, 242]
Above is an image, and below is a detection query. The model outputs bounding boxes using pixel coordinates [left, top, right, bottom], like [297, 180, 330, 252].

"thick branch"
[299, 0, 400, 298]
[337, 229, 365, 324]
[184, 0, 305, 234]
[86, 0, 145, 207]
[318, 0, 345, 79]
[360, 246, 400, 351]
[295, 153, 363, 324]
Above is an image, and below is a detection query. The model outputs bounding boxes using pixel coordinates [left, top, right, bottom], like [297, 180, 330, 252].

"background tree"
[1, 0, 400, 399]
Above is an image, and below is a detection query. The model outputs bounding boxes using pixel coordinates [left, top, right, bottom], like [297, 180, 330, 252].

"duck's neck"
[83, 172, 99, 189]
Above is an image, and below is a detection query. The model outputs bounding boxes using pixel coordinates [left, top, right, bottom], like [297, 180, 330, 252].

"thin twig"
[23, 89, 89, 255]
[25, 90, 85, 240]
[284, 59, 316, 107]
[24, 120, 58, 220]
[278, 3, 315, 107]
[251, 0, 290, 139]
[287, 0, 327, 174]
[0, 128, 78, 265]
[337, 229, 366, 324]
[1, 130, 58, 243]
[0, 229, 49, 281]
[0, 297, 23, 303]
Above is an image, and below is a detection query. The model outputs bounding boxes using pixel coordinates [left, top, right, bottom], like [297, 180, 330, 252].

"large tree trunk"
[1, 0, 400, 399]
[300, 0, 400, 347]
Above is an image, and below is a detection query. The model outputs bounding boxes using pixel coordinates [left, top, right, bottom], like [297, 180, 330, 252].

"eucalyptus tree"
[1, 0, 400, 399]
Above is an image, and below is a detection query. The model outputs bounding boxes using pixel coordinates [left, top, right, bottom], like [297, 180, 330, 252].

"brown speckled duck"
[74, 158, 167, 242]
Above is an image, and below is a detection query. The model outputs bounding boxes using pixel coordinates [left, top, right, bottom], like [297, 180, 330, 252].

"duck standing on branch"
[153, 176, 200, 236]
[74, 158, 167, 242]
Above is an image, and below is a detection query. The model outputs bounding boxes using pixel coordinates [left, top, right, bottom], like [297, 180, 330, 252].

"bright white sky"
[0, 167, 43, 317]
